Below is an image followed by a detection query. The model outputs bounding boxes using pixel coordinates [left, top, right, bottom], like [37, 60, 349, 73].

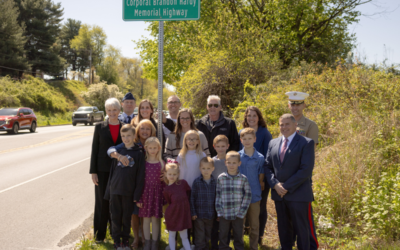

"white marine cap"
[285, 91, 309, 104]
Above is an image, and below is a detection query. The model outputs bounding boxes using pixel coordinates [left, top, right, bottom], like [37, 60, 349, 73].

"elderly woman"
[165, 108, 210, 159]
[239, 106, 272, 245]
[89, 97, 125, 242]
[131, 99, 175, 153]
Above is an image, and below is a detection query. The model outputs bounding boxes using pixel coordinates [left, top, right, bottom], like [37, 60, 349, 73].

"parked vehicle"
[0, 107, 37, 134]
[72, 106, 104, 126]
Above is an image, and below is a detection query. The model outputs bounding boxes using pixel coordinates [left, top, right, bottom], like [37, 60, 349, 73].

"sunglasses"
[168, 101, 180, 105]
[208, 104, 219, 108]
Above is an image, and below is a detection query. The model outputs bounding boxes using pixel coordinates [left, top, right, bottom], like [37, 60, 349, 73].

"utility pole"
[89, 49, 92, 84]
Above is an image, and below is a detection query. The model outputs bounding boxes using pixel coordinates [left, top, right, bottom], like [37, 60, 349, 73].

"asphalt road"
[0, 125, 97, 249]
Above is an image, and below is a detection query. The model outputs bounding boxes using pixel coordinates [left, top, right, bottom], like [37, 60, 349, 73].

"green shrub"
[353, 171, 400, 240]
[81, 82, 124, 111]
[232, 63, 400, 247]
[0, 76, 71, 112]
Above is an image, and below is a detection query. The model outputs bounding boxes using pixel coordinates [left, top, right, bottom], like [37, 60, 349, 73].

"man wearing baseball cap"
[118, 92, 136, 124]
[286, 91, 319, 146]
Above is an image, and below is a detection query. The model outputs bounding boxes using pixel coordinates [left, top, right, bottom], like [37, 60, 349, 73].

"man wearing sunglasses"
[196, 95, 240, 157]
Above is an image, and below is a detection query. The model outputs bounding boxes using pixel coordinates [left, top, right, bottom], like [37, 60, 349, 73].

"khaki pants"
[244, 202, 260, 250]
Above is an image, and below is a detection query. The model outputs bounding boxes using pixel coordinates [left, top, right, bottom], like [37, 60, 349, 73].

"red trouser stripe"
[308, 203, 319, 248]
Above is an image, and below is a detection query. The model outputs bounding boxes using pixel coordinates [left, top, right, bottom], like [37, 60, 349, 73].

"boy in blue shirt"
[238, 128, 265, 250]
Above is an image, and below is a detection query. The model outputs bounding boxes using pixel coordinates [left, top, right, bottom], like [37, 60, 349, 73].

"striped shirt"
[215, 172, 252, 220]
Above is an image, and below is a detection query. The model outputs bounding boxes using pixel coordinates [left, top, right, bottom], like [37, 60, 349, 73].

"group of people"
[89, 91, 320, 250]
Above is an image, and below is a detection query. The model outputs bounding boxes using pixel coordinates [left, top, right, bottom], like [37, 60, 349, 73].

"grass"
[35, 111, 72, 127]
[75, 198, 280, 250]
[47, 80, 89, 109]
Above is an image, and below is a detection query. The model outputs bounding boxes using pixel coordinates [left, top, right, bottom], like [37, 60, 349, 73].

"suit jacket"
[90, 120, 125, 173]
[265, 133, 315, 202]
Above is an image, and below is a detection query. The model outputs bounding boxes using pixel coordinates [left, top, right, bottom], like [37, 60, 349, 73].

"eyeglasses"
[208, 104, 219, 108]
[168, 101, 180, 105]
[186, 138, 199, 142]
[180, 117, 191, 121]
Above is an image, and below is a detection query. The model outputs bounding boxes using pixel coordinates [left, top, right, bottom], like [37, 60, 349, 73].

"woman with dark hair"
[239, 106, 272, 245]
[239, 106, 272, 157]
[131, 99, 175, 154]
[165, 108, 210, 159]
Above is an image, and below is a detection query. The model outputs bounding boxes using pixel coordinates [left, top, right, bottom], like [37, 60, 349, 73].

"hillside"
[233, 63, 400, 249]
[0, 76, 88, 126]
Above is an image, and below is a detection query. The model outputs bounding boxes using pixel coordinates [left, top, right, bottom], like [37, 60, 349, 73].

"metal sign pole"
[157, 21, 164, 145]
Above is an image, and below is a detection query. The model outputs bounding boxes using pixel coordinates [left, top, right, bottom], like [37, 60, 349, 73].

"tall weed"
[233, 64, 400, 246]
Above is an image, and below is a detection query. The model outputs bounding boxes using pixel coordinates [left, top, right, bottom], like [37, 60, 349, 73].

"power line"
[0, 65, 36, 74]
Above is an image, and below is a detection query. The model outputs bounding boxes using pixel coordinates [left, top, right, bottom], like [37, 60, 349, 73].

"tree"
[14, 0, 65, 76]
[136, 0, 370, 84]
[0, 0, 29, 77]
[70, 24, 107, 82]
[60, 19, 81, 76]
[81, 81, 124, 111]
[97, 45, 121, 85]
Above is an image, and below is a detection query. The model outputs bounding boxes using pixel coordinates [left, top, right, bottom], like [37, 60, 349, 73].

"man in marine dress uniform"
[286, 91, 319, 147]
[286, 91, 319, 249]
[118, 92, 136, 124]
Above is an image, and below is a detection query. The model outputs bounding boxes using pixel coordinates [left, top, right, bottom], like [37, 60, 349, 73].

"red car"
[0, 107, 37, 134]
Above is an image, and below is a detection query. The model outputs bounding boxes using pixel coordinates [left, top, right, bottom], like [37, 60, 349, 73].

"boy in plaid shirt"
[190, 157, 216, 250]
[216, 151, 252, 250]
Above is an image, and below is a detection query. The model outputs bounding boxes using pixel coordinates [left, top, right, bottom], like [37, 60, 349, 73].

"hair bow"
[167, 158, 178, 164]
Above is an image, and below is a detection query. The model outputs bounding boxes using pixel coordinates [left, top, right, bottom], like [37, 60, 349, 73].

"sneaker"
[179, 245, 195, 250]
[113, 243, 121, 250]
[123, 241, 131, 250]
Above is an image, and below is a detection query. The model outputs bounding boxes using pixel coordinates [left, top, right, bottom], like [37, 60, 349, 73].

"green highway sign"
[123, 0, 200, 21]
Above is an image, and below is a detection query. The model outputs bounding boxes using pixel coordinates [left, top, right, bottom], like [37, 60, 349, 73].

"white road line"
[0, 157, 90, 194]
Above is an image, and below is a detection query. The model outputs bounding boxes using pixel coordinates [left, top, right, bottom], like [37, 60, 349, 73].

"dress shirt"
[238, 148, 264, 203]
[279, 131, 296, 155]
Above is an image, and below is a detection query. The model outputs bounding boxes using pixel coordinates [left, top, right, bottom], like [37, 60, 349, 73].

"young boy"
[216, 151, 252, 250]
[238, 128, 265, 250]
[210, 135, 229, 250]
[104, 124, 146, 250]
[190, 157, 216, 250]
[212, 135, 230, 179]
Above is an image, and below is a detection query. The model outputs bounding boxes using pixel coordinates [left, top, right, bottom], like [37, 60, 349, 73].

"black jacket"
[90, 120, 125, 173]
[104, 144, 146, 201]
[150, 117, 175, 154]
[196, 112, 240, 157]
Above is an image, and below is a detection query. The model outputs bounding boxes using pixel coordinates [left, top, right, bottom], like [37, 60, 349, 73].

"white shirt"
[162, 114, 177, 137]
[279, 131, 296, 155]
[177, 150, 206, 187]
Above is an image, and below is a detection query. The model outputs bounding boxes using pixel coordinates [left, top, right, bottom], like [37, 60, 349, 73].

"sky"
[57, 0, 400, 65]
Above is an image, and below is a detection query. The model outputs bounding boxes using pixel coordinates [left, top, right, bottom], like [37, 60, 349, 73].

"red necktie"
[280, 138, 288, 163]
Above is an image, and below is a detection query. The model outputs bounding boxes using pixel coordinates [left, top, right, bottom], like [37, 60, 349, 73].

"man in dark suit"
[265, 114, 318, 250]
